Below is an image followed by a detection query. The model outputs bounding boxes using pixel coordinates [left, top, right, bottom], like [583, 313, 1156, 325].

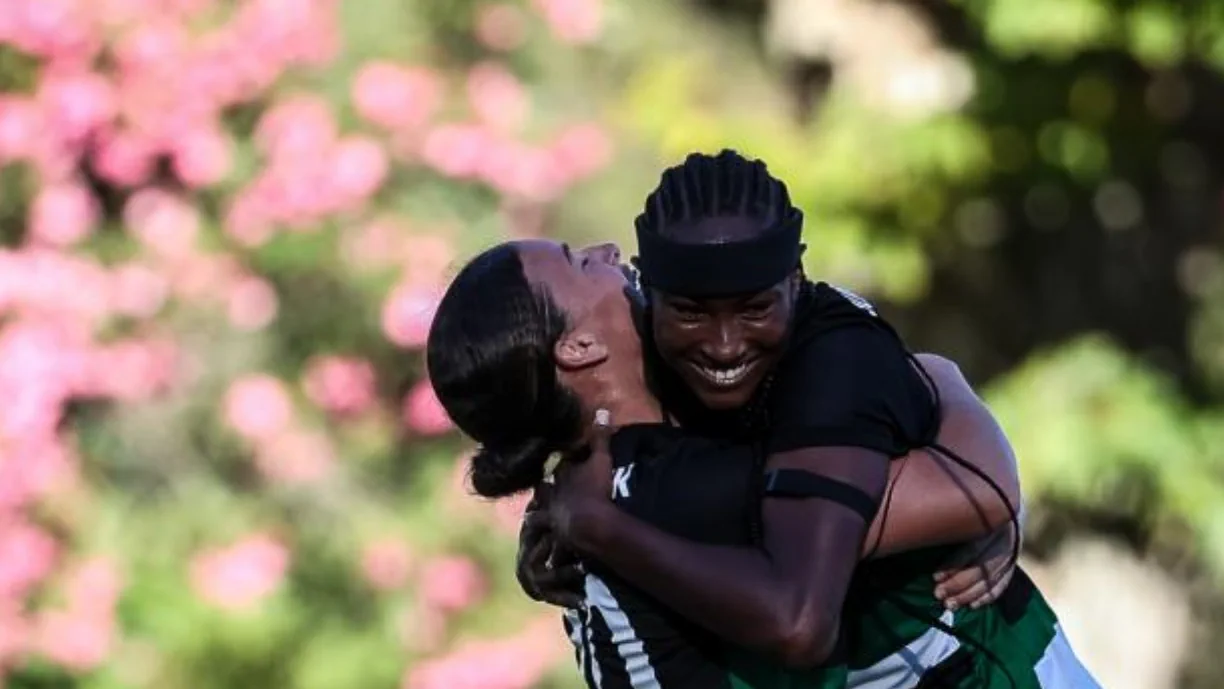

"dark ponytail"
[468, 437, 554, 498]
[427, 243, 584, 498]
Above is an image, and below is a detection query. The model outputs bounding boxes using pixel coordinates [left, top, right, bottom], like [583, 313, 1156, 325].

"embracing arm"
[557, 325, 921, 667]
[566, 447, 884, 667]
[862, 353, 1021, 559]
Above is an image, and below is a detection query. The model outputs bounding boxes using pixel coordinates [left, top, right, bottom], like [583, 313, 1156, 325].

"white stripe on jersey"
[585, 574, 663, 689]
[848, 609, 961, 689]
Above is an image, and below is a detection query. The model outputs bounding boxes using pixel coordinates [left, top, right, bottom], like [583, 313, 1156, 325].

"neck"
[588, 362, 665, 427]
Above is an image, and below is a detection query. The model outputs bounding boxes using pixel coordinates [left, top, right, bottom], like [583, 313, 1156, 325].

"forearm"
[862, 400, 1021, 559]
[569, 502, 805, 654]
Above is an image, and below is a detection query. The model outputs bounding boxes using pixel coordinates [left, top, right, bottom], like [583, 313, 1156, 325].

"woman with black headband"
[427, 238, 1042, 687]
[510, 151, 1099, 687]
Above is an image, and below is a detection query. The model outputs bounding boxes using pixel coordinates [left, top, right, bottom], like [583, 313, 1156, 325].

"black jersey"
[565, 283, 937, 689]
[564, 424, 846, 689]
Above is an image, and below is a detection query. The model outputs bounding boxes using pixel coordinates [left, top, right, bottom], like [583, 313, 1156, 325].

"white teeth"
[697, 363, 751, 387]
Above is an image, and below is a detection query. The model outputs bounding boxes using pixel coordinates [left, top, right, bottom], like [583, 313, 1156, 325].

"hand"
[550, 409, 616, 548]
[516, 487, 586, 609]
[933, 521, 1018, 611]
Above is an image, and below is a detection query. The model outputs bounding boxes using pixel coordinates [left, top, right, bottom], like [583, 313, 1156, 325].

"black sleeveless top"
[563, 283, 937, 689]
[565, 424, 762, 689]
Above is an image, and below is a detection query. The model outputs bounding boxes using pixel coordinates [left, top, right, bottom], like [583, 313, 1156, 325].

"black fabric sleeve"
[767, 324, 935, 457]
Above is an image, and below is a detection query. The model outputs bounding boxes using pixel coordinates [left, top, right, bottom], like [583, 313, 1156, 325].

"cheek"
[744, 316, 790, 351]
[651, 315, 690, 360]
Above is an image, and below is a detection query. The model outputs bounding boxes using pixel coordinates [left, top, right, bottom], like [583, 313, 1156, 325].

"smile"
[692, 361, 757, 388]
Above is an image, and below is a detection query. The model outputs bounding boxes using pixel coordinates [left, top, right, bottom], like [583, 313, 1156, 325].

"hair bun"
[468, 436, 552, 498]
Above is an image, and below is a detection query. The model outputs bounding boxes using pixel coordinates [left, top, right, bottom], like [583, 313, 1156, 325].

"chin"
[690, 385, 757, 412]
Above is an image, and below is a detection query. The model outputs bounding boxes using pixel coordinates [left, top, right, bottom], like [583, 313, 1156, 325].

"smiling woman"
[634, 153, 805, 412]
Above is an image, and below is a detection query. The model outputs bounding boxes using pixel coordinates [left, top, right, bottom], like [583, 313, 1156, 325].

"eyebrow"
[560, 243, 573, 264]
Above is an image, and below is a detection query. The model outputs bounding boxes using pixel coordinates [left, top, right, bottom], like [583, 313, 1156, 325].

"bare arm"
[550, 326, 921, 667]
[559, 445, 886, 668]
[862, 354, 1021, 558]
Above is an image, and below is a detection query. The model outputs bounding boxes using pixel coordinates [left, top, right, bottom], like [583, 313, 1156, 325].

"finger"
[933, 528, 1009, 583]
[528, 564, 587, 608]
[940, 578, 990, 610]
[933, 563, 992, 601]
[516, 544, 554, 599]
[590, 408, 613, 457]
[532, 562, 586, 589]
[970, 566, 1016, 609]
[540, 589, 587, 609]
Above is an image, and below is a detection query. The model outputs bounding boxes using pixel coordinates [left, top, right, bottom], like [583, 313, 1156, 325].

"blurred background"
[0, 0, 1220, 687]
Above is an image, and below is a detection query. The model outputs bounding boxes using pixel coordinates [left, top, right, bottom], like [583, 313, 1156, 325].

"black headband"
[633, 209, 805, 297]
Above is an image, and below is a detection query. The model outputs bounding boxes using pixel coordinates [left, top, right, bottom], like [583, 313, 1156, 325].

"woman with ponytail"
[429, 152, 1098, 689]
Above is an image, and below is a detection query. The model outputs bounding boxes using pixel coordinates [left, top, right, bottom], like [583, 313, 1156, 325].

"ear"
[554, 331, 609, 371]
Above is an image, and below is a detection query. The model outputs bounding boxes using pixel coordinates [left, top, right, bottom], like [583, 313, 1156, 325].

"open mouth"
[690, 360, 758, 389]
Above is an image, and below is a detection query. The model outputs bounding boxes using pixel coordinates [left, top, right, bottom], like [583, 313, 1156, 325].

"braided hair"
[635, 149, 797, 246]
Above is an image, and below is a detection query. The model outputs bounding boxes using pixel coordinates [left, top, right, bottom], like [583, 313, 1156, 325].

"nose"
[700, 318, 748, 366]
[581, 242, 621, 265]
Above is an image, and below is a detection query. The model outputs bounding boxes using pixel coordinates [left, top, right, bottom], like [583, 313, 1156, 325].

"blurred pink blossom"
[0, 520, 59, 599]
[420, 124, 493, 179]
[85, 339, 179, 401]
[466, 62, 530, 133]
[401, 234, 455, 287]
[112, 20, 188, 76]
[483, 143, 566, 201]
[403, 616, 563, 689]
[223, 374, 293, 442]
[381, 283, 440, 348]
[255, 95, 337, 162]
[360, 538, 414, 591]
[190, 533, 290, 612]
[64, 558, 124, 617]
[171, 124, 234, 188]
[35, 610, 113, 672]
[0, 249, 111, 323]
[109, 263, 170, 318]
[172, 254, 241, 302]
[550, 122, 613, 179]
[351, 62, 442, 132]
[223, 193, 276, 248]
[0, 97, 42, 162]
[226, 275, 279, 331]
[123, 188, 200, 259]
[36, 71, 116, 146]
[28, 182, 99, 248]
[302, 355, 377, 416]
[91, 128, 157, 187]
[0, 438, 76, 512]
[418, 555, 486, 613]
[254, 428, 334, 485]
[341, 217, 406, 271]
[0, 320, 93, 439]
[534, 0, 603, 44]
[0, 603, 30, 668]
[5, 0, 102, 64]
[475, 4, 528, 52]
[331, 135, 390, 204]
[403, 380, 454, 436]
